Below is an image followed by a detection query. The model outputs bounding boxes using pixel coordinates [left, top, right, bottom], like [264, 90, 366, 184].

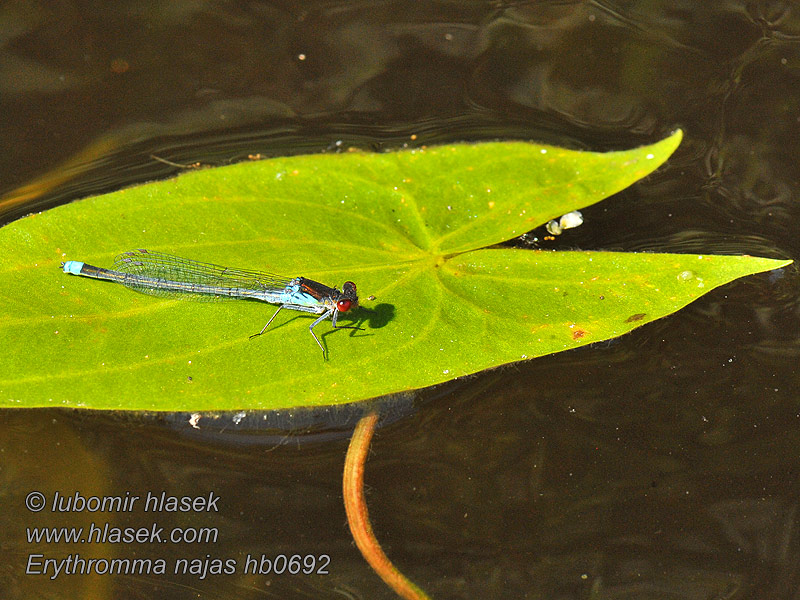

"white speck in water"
[232, 411, 247, 425]
[547, 210, 583, 235]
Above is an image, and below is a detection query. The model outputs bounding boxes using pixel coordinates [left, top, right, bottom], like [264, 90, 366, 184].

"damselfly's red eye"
[337, 299, 352, 312]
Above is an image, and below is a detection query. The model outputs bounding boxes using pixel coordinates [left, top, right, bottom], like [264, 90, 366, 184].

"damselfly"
[61, 249, 360, 357]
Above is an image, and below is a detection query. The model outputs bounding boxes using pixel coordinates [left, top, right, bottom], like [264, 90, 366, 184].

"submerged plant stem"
[343, 412, 431, 600]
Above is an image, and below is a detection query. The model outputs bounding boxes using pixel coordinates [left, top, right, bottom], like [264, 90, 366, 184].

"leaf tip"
[653, 128, 683, 160]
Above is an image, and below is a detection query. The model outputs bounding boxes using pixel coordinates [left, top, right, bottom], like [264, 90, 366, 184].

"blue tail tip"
[62, 261, 84, 275]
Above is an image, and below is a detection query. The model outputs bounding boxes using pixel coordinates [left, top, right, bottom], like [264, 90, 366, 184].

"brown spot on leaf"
[625, 313, 647, 323]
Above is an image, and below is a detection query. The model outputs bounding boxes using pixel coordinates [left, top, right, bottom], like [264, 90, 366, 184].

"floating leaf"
[0, 131, 789, 410]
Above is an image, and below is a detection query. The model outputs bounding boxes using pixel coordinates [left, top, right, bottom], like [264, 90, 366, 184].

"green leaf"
[0, 131, 790, 410]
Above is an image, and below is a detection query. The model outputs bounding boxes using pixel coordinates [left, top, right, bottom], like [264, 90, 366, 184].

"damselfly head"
[337, 281, 358, 312]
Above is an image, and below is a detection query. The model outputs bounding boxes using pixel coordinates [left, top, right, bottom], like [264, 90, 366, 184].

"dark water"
[2, 1, 800, 598]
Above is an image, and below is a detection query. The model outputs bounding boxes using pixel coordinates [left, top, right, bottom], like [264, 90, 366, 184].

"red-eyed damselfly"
[62, 249, 360, 358]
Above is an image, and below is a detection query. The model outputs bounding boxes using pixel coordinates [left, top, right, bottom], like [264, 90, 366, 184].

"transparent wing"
[112, 249, 293, 300]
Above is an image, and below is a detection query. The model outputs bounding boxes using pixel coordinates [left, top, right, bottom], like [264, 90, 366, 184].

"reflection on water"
[2, 0, 800, 598]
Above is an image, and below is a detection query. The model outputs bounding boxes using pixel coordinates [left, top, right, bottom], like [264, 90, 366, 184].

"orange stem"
[343, 412, 431, 600]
